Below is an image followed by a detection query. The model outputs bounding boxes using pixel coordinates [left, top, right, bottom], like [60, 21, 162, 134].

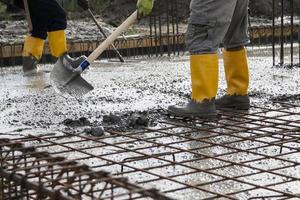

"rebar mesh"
[1, 102, 300, 199]
[0, 139, 172, 200]
[271, 0, 300, 67]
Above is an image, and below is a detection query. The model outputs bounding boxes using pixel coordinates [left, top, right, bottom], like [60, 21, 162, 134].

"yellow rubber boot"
[167, 54, 218, 118]
[223, 48, 249, 95]
[48, 30, 68, 58]
[216, 48, 250, 110]
[23, 35, 45, 59]
[191, 54, 219, 102]
[23, 35, 45, 75]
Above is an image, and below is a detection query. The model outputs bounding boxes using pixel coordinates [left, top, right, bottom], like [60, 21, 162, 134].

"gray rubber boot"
[167, 99, 217, 118]
[23, 56, 39, 76]
[215, 95, 250, 110]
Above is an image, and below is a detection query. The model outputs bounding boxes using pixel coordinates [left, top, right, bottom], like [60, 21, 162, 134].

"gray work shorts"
[186, 0, 250, 54]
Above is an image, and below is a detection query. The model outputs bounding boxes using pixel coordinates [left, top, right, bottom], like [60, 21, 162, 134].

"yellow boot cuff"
[48, 30, 68, 58]
[223, 48, 249, 96]
[23, 36, 45, 59]
[191, 54, 219, 102]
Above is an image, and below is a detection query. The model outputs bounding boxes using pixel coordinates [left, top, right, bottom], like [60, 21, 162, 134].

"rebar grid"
[0, 139, 172, 200]
[272, 0, 300, 67]
[1, 102, 300, 199]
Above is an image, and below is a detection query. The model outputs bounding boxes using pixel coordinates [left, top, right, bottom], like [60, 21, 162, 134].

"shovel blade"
[50, 56, 94, 97]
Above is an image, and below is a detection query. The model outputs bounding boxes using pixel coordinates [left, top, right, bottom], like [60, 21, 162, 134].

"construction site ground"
[1, 49, 300, 133]
[0, 49, 300, 199]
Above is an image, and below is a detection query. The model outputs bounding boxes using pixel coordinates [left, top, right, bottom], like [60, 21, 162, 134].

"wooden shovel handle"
[86, 10, 138, 64]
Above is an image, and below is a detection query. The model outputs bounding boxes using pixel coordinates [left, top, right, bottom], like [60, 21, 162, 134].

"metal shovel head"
[50, 56, 94, 97]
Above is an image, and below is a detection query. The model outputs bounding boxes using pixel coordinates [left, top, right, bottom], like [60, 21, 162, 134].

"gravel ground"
[0, 19, 114, 44]
[0, 50, 299, 136]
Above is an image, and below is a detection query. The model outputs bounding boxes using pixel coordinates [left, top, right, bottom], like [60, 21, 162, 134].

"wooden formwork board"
[1, 25, 299, 59]
[0, 35, 185, 58]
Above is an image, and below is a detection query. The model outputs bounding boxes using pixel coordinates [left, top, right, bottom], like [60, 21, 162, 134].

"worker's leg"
[216, 0, 250, 110]
[46, 0, 68, 58]
[23, 36, 45, 75]
[168, 0, 238, 118]
[28, 0, 67, 58]
[22, 0, 48, 75]
[23, 0, 68, 75]
[47, 0, 89, 71]
[45, 0, 88, 71]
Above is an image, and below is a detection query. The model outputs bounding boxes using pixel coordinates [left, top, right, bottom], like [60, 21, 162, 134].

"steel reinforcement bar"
[1, 24, 299, 67]
[1, 102, 300, 199]
[0, 34, 186, 67]
[0, 139, 172, 200]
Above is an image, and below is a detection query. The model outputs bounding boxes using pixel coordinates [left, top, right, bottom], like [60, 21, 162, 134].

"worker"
[168, 0, 250, 118]
[13, 0, 89, 75]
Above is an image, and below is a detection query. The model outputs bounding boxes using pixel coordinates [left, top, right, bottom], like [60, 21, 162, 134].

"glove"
[77, 0, 89, 10]
[57, 53, 87, 75]
[137, 0, 154, 18]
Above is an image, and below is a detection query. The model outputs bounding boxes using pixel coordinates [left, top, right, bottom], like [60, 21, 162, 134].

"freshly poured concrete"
[1, 53, 299, 135]
[0, 52, 300, 199]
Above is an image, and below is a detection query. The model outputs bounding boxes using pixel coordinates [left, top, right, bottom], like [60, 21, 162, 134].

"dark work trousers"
[15, 0, 67, 40]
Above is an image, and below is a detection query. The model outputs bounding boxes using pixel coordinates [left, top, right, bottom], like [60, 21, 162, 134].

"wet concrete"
[0, 52, 300, 199]
[0, 51, 299, 136]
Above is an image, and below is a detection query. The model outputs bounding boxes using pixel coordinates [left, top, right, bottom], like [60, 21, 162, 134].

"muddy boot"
[216, 95, 250, 110]
[23, 56, 39, 76]
[168, 99, 217, 118]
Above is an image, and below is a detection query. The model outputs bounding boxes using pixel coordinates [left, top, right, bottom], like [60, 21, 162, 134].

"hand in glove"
[137, 0, 154, 18]
[59, 53, 88, 73]
[77, 0, 89, 10]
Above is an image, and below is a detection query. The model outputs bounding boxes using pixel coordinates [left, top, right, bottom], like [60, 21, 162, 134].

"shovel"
[50, 11, 138, 97]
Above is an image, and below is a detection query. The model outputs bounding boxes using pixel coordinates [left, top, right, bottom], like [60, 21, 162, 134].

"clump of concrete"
[102, 110, 166, 131]
[103, 113, 122, 125]
[84, 127, 105, 137]
[103, 111, 150, 131]
[271, 94, 300, 102]
[63, 117, 91, 127]
[62, 117, 104, 137]
[126, 112, 150, 128]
